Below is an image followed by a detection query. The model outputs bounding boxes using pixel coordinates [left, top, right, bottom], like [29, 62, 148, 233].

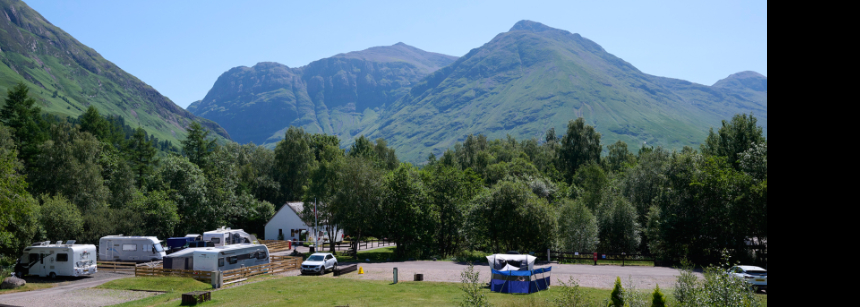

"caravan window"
[211, 238, 221, 244]
[123, 244, 138, 251]
[228, 256, 238, 264]
[257, 251, 267, 260]
[218, 258, 225, 267]
[57, 253, 69, 262]
[28, 254, 39, 264]
[155, 244, 164, 252]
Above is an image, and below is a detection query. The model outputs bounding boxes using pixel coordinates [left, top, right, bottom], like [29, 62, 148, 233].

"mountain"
[187, 43, 458, 145]
[358, 21, 767, 162]
[0, 0, 230, 145]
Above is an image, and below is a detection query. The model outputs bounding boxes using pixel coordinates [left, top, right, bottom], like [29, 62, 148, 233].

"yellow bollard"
[359, 267, 365, 274]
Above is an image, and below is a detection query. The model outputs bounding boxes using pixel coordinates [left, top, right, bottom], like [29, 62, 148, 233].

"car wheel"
[49, 272, 57, 279]
[332, 264, 338, 273]
[319, 268, 325, 276]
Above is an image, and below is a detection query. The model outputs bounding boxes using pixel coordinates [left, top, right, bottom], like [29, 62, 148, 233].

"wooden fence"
[97, 261, 136, 273]
[536, 251, 657, 266]
[134, 256, 301, 283]
[260, 240, 292, 253]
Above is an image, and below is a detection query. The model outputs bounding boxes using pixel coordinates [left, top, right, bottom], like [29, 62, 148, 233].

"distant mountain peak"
[510, 20, 556, 33]
[726, 71, 766, 79]
[713, 71, 767, 92]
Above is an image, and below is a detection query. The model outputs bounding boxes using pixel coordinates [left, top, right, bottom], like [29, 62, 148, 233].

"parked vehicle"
[162, 244, 270, 272]
[98, 235, 166, 262]
[203, 227, 256, 247]
[14, 241, 97, 278]
[166, 237, 198, 254]
[187, 241, 215, 248]
[301, 253, 338, 275]
[729, 265, 768, 292]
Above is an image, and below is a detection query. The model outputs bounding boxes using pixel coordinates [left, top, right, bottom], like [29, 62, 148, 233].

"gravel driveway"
[338, 261, 686, 290]
[0, 272, 145, 307]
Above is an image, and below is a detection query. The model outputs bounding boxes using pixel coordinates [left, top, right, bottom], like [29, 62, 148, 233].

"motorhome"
[14, 241, 97, 278]
[162, 244, 270, 272]
[203, 227, 256, 247]
[98, 235, 166, 262]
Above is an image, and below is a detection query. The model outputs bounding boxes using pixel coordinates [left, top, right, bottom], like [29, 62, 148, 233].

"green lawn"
[97, 276, 211, 293]
[111, 276, 768, 307]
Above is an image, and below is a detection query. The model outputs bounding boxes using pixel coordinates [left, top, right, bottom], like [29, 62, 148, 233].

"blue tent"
[486, 254, 552, 294]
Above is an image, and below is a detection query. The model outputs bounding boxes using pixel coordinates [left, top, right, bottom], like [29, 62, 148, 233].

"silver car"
[301, 253, 338, 275]
[729, 265, 767, 292]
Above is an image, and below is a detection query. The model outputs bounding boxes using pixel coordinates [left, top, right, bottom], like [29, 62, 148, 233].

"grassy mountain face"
[0, 0, 230, 145]
[361, 21, 767, 162]
[188, 43, 458, 145]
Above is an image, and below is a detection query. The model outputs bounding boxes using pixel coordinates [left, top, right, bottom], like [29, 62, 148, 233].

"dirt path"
[0, 272, 145, 307]
[338, 261, 685, 290]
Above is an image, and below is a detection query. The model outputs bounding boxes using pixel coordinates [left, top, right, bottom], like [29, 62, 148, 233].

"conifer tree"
[181, 121, 217, 168]
[127, 127, 158, 188]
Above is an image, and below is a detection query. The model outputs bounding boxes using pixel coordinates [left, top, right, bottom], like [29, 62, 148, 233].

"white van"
[203, 227, 256, 247]
[99, 235, 166, 262]
[162, 244, 270, 272]
[14, 241, 97, 278]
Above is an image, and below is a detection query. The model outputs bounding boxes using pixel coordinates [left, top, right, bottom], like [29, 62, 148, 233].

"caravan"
[99, 235, 166, 262]
[162, 244, 270, 272]
[14, 241, 97, 278]
[203, 227, 256, 247]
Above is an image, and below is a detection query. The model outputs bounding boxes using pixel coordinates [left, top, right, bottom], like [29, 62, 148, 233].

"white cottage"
[264, 202, 344, 243]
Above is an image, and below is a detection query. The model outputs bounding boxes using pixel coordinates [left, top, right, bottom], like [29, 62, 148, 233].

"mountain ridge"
[0, 0, 230, 144]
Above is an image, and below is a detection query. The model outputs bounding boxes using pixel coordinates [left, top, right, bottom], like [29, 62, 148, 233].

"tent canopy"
[486, 254, 537, 272]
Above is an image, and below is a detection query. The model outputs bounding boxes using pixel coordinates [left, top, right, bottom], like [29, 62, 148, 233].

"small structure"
[203, 227, 256, 247]
[486, 254, 552, 294]
[99, 235, 166, 262]
[264, 202, 343, 243]
[15, 241, 97, 278]
[181, 291, 211, 305]
[162, 244, 269, 272]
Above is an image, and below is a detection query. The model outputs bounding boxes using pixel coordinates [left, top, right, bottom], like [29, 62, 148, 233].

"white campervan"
[99, 235, 166, 262]
[162, 244, 270, 272]
[14, 241, 97, 278]
[203, 227, 256, 247]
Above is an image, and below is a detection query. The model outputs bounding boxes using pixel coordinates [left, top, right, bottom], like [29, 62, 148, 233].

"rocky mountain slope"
[360, 21, 767, 162]
[0, 0, 230, 144]
[188, 43, 458, 145]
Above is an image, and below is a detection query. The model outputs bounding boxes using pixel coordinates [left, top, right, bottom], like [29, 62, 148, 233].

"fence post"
[547, 249, 551, 262]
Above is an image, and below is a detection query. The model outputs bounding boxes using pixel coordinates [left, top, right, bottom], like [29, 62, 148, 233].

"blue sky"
[25, 0, 767, 109]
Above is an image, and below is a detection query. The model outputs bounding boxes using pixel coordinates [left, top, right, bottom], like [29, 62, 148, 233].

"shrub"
[610, 277, 624, 307]
[651, 285, 667, 307]
[551, 277, 593, 307]
[459, 263, 490, 307]
[623, 277, 649, 307]
[673, 258, 762, 307]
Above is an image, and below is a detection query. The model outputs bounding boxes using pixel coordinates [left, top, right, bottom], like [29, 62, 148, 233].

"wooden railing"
[134, 256, 301, 282]
[98, 261, 136, 273]
[259, 240, 292, 253]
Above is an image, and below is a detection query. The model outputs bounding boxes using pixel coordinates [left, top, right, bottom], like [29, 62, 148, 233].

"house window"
[123, 244, 138, 251]
[57, 253, 69, 262]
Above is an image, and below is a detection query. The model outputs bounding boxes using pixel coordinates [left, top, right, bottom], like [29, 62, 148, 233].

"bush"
[459, 263, 489, 307]
[551, 277, 593, 307]
[673, 258, 762, 307]
[610, 277, 624, 307]
[651, 285, 667, 307]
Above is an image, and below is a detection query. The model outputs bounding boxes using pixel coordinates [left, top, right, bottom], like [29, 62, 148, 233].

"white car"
[729, 265, 767, 292]
[301, 253, 338, 275]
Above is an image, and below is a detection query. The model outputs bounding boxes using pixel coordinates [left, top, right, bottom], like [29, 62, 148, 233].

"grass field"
[111, 276, 768, 307]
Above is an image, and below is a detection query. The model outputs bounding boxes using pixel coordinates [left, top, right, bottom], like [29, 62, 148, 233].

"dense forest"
[0, 83, 766, 266]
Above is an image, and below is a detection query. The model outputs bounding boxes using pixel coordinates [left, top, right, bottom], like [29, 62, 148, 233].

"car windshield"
[308, 255, 325, 261]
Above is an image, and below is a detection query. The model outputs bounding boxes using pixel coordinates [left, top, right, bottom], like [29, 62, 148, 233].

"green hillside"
[187, 43, 458, 145]
[361, 21, 767, 162]
[0, 0, 230, 146]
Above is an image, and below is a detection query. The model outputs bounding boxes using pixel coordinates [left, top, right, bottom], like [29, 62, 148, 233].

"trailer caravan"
[162, 244, 270, 272]
[99, 235, 166, 262]
[14, 241, 97, 278]
[203, 227, 257, 247]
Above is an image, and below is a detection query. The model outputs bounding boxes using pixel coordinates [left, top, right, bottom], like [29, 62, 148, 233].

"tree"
[610, 277, 625, 307]
[274, 127, 316, 204]
[126, 127, 158, 188]
[39, 194, 83, 242]
[701, 113, 765, 168]
[181, 121, 217, 168]
[651, 285, 667, 307]
[0, 123, 41, 255]
[425, 166, 483, 257]
[150, 155, 209, 235]
[381, 164, 434, 258]
[607, 140, 635, 173]
[599, 193, 641, 254]
[0, 83, 48, 165]
[570, 162, 609, 212]
[558, 199, 599, 252]
[465, 179, 557, 253]
[557, 118, 602, 183]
